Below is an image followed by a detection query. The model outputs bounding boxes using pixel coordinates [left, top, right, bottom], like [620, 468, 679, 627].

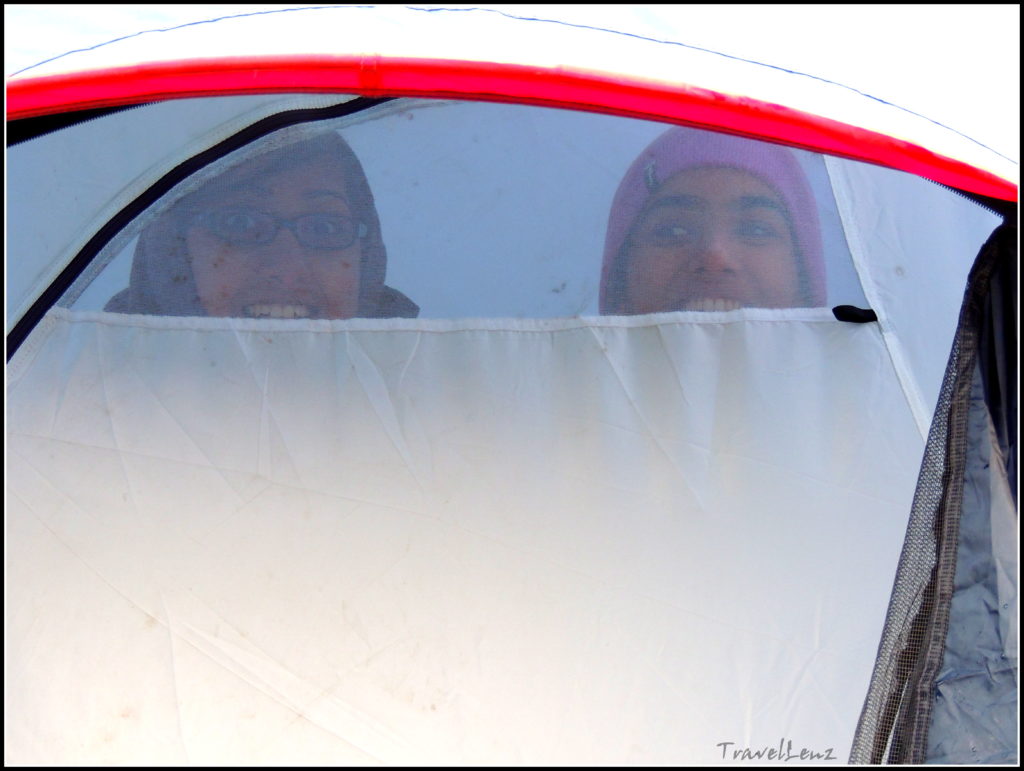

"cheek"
[186, 231, 246, 310]
[643, 245, 688, 276]
[756, 241, 801, 282]
[187, 231, 236, 278]
[748, 242, 804, 305]
[316, 252, 362, 317]
[626, 244, 685, 287]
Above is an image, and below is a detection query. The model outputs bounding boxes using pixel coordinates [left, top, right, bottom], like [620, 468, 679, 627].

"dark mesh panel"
[926, 360, 1017, 763]
[977, 244, 1017, 506]
[849, 223, 1016, 764]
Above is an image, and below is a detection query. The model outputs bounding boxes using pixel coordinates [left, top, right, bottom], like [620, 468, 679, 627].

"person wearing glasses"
[105, 132, 418, 319]
[599, 126, 826, 315]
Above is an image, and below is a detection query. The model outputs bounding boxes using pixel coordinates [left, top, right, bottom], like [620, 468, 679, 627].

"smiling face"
[186, 155, 363, 319]
[623, 167, 806, 313]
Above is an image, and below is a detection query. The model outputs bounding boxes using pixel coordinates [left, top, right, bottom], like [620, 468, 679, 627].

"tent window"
[54, 99, 868, 320]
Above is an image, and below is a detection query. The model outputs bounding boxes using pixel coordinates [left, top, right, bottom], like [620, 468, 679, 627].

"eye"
[736, 220, 782, 240]
[214, 210, 261, 235]
[199, 209, 271, 244]
[655, 224, 694, 239]
[306, 215, 345, 236]
[297, 214, 359, 248]
[645, 222, 699, 247]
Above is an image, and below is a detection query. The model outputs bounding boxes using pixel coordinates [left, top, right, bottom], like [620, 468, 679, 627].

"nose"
[251, 225, 309, 276]
[694, 226, 739, 273]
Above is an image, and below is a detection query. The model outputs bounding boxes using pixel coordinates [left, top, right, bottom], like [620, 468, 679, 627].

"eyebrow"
[735, 195, 787, 214]
[647, 194, 788, 214]
[647, 195, 704, 211]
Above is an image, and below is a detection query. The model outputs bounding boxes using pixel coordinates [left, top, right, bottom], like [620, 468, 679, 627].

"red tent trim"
[7, 55, 1017, 202]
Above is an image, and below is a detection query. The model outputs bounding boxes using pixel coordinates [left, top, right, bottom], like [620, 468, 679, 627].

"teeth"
[245, 304, 310, 319]
[683, 298, 741, 312]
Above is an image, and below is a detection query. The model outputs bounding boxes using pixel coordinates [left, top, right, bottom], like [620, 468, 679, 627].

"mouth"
[680, 298, 743, 312]
[243, 303, 317, 319]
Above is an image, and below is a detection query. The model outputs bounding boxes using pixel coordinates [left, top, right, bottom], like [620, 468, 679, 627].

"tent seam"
[46, 306, 842, 332]
[824, 156, 931, 442]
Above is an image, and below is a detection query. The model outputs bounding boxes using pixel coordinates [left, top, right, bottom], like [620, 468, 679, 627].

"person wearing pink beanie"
[600, 126, 826, 315]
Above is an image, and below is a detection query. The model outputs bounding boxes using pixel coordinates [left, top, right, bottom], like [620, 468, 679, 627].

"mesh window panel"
[52, 99, 867, 321]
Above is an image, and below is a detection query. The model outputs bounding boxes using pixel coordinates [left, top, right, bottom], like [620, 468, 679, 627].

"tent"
[5, 5, 1017, 764]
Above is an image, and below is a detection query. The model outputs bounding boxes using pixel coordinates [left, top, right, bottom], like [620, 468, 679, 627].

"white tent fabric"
[10, 307, 920, 764]
[5, 4, 1018, 766]
[824, 158, 1001, 435]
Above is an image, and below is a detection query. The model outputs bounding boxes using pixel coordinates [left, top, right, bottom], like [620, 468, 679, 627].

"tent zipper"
[930, 179, 1016, 221]
[6, 101, 155, 147]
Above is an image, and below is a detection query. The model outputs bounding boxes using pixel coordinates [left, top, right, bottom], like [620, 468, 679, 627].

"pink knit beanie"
[600, 126, 826, 314]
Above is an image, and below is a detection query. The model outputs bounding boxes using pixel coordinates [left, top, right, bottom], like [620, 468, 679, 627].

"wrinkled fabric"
[7, 308, 923, 764]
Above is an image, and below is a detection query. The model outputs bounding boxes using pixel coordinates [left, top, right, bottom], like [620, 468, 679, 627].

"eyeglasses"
[191, 208, 368, 249]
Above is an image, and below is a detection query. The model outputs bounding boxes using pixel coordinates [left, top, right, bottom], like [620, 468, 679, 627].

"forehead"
[647, 167, 785, 210]
[202, 153, 351, 203]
